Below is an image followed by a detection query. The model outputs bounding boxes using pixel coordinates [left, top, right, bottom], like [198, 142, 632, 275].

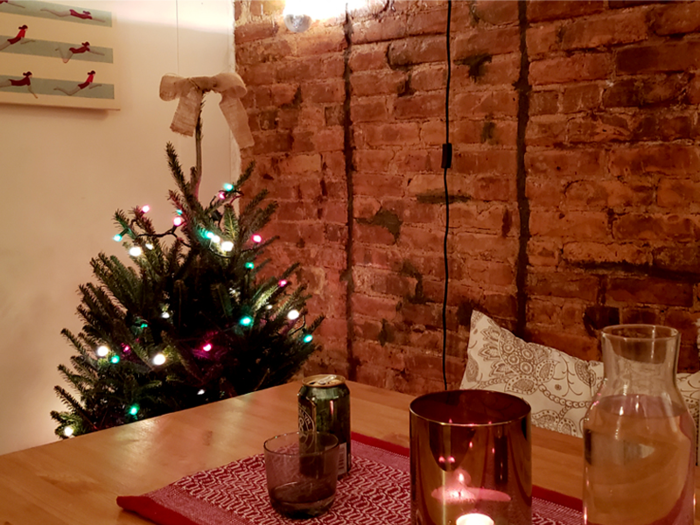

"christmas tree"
[51, 114, 323, 439]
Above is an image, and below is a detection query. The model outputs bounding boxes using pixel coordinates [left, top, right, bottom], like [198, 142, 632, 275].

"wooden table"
[0, 380, 698, 524]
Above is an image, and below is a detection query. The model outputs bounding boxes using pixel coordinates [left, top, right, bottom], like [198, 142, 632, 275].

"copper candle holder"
[410, 390, 532, 525]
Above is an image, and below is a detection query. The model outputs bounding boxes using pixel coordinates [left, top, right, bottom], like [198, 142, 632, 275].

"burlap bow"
[159, 72, 254, 148]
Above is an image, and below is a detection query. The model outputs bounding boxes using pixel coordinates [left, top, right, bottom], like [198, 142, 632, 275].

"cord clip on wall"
[441, 143, 452, 170]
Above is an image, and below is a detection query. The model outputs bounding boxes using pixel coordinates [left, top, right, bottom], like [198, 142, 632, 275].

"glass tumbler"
[583, 325, 696, 525]
[264, 431, 339, 519]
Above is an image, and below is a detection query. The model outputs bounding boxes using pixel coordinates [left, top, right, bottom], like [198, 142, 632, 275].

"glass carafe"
[583, 325, 696, 525]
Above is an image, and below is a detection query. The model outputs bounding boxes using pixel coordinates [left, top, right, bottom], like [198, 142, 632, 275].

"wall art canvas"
[0, 0, 118, 109]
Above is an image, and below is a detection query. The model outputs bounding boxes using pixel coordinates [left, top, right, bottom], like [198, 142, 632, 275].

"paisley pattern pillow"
[460, 310, 602, 438]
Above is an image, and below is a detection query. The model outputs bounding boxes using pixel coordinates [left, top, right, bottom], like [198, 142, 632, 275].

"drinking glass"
[583, 325, 696, 525]
[264, 431, 339, 519]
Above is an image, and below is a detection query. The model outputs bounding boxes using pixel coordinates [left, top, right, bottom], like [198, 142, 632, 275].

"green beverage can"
[298, 374, 351, 476]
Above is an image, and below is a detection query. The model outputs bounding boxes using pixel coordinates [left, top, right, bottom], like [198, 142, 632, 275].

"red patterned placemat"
[118, 433, 582, 525]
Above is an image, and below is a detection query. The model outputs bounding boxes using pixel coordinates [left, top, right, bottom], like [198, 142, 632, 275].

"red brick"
[652, 2, 700, 36]
[268, 84, 298, 106]
[351, 98, 390, 122]
[252, 131, 293, 154]
[609, 145, 700, 178]
[657, 179, 700, 209]
[354, 174, 406, 198]
[354, 149, 395, 172]
[277, 154, 322, 174]
[617, 41, 700, 75]
[562, 242, 651, 266]
[527, 1, 605, 23]
[472, 1, 519, 26]
[527, 271, 600, 302]
[236, 39, 292, 64]
[398, 226, 445, 252]
[452, 90, 518, 116]
[452, 54, 521, 86]
[560, 11, 648, 50]
[567, 114, 633, 144]
[312, 127, 344, 151]
[526, 116, 567, 146]
[526, 177, 564, 208]
[652, 245, 700, 274]
[531, 53, 613, 85]
[526, 329, 598, 361]
[301, 79, 345, 103]
[450, 203, 513, 233]
[235, 20, 278, 44]
[393, 93, 444, 119]
[527, 23, 561, 57]
[526, 149, 605, 179]
[452, 233, 519, 262]
[567, 180, 654, 209]
[349, 44, 389, 72]
[355, 122, 421, 146]
[352, 16, 408, 45]
[530, 90, 559, 115]
[561, 83, 602, 113]
[395, 149, 442, 173]
[352, 294, 399, 320]
[240, 63, 275, 85]
[410, 65, 447, 91]
[527, 238, 562, 266]
[406, 6, 450, 36]
[631, 113, 693, 142]
[351, 70, 407, 96]
[613, 214, 700, 242]
[602, 75, 688, 108]
[295, 28, 346, 55]
[607, 277, 693, 308]
[452, 119, 518, 146]
[453, 149, 517, 175]
[387, 36, 447, 68]
[454, 27, 520, 58]
[530, 211, 609, 240]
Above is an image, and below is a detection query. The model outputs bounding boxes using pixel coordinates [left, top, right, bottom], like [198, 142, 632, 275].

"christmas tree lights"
[51, 110, 323, 440]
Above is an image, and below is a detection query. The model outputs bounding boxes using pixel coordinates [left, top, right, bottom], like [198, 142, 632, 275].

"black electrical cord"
[441, 0, 453, 391]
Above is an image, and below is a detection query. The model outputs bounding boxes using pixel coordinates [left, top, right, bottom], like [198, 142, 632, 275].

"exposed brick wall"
[235, 0, 700, 394]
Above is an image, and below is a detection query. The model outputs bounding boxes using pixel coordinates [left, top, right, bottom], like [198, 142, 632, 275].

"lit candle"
[456, 513, 494, 525]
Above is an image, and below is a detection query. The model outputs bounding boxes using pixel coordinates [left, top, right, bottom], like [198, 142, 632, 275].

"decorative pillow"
[460, 310, 603, 438]
[461, 310, 700, 444]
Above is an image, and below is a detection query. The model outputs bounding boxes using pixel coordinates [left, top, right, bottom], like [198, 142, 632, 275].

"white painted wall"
[0, 0, 235, 455]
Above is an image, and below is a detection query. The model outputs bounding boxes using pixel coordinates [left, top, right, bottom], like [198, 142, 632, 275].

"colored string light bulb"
[129, 404, 140, 416]
[303, 334, 313, 343]
[141, 205, 150, 213]
[173, 217, 184, 227]
[223, 183, 234, 191]
[279, 279, 288, 287]
[202, 343, 212, 352]
[245, 262, 255, 270]
[63, 427, 74, 437]
[222, 241, 234, 252]
[218, 191, 226, 200]
[113, 234, 123, 242]
[211, 235, 221, 244]
[287, 309, 300, 320]
[153, 353, 166, 365]
[197, 389, 206, 395]
[252, 234, 262, 243]
[122, 345, 131, 353]
[96, 345, 109, 357]
[110, 355, 120, 364]
[129, 246, 143, 257]
[240, 315, 253, 327]
[161, 312, 170, 319]
[204, 230, 214, 239]
[145, 243, 154, 250]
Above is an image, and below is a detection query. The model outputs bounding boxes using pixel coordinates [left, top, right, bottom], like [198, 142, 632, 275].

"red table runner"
[118, 433, 582, 525]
